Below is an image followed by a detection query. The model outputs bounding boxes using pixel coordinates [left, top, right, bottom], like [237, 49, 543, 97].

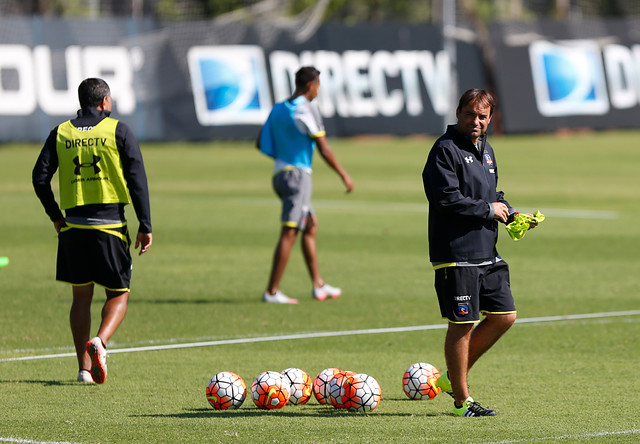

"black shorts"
[434, 261, 516, 324]
[56, 223, 132, 292]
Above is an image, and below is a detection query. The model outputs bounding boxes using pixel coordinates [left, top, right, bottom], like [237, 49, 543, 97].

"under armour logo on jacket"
[464, 156, 474, 164]
[73, 155, 102, 175]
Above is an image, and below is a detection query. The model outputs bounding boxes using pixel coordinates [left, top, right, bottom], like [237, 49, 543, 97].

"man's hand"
[523, 213, 538, 230]
[53, 219, 67, 233]
[315, 136, 354, 193]
[342, 173, 354, 193]
[491, 202, 509, 223]
[135, 232, 153, 255]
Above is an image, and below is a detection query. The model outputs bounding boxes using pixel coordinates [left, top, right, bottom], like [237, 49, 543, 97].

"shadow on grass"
[129, 298, 239, 305]
[0, 379, 80, 386]
[131, 407, 445, 419]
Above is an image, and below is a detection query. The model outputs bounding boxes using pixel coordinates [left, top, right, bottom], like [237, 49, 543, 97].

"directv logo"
[529, 40, 609, 117]
[187, 45, 272, 125]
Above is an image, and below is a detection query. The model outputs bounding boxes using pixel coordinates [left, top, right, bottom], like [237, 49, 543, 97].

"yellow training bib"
[56, 118, 130, 210]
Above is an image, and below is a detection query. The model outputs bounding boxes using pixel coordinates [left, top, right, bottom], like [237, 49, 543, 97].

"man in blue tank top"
[257, 66, 354, 303]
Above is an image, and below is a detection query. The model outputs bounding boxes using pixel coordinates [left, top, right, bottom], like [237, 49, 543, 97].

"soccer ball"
[327, 370, 356, 409]
[281, 368, 313, 405]
[313, 368, 342, 405]
[205, 371, 246, 410]
[340, 373, 382, 412]
[251, 371, 291, 409]
[402, 362, 441, 400]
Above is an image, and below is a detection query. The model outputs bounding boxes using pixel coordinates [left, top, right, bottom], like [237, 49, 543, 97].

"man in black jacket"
[33, 78, 152, 384]
[422, 89, 535, 417]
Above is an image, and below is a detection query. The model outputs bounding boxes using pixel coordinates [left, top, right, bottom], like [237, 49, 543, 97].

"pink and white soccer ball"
[313, 367, 342, 405]
[281, 367, 313, 405]
[340, 373, 382, 412]
[251, 371, 291, 409]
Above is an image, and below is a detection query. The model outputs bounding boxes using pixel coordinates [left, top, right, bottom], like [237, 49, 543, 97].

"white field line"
[3, 429, 638, 444]
[218, 197, 620, 219]
[0, 438, 81, 444]
[1, 310, 638, 363]
[481, 428, 640, 443]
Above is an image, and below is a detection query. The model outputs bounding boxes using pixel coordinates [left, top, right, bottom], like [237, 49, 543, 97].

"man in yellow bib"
[33, 78, 152, 384]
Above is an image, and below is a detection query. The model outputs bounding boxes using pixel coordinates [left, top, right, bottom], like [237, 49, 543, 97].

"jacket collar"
[76, 107, 111, 119]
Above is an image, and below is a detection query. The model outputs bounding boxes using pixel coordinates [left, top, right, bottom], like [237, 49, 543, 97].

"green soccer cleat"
[0, 257, 9, 268]
[436, 371, 454, 398]
[453, 397, 497, 417]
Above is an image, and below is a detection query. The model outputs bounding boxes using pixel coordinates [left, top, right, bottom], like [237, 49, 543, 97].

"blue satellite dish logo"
[529, 40, 609, 117]
[188, 46, 272, 125]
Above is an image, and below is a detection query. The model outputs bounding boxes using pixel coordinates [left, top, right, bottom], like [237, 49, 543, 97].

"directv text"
[65, 137, 108, 149]
[269, 49, 451, 118]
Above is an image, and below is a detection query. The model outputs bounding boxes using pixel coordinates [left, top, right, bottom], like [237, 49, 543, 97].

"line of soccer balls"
[205, 362, 441, 412]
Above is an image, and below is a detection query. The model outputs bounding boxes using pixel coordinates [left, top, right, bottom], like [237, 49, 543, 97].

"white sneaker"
[312, 283, 342, 301]
[262, 290, 298, 304]
[86, 337, 107, 384]
[77, 369, 94, 383]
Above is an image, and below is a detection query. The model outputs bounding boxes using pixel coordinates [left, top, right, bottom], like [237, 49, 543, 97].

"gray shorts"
[272, 168, 314, 230]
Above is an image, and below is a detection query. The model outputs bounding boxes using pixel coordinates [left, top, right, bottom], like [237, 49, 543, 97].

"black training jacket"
[422, 125, 513, 263]
[32, 108, 152, 234]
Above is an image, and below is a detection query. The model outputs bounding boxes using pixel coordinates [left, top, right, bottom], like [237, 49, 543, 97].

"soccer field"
[1, 132, 639, 443]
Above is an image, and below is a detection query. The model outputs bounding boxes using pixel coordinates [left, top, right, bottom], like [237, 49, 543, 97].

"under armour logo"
[73, 155, 101, 175]
[464, 156, 474, 164]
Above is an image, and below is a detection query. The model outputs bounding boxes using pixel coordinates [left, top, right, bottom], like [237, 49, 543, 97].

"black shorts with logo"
[434, 260, 515, 324]
[56, 223, 132, 292]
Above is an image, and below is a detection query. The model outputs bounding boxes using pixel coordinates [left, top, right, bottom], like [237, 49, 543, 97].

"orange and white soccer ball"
[340, 373, 382, 412]
[205, 371, 247, 410]
[313, 368, 342, 405]
[402, 362, 441, 400]
[327, 370, 356, 409]
[281, 368, 313, 405]
[251, 371, 291, 409]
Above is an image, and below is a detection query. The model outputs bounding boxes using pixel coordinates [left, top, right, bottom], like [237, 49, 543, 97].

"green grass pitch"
[0, 131, 639, 443]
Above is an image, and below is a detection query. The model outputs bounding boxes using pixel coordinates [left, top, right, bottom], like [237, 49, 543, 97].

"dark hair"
[457, 89, 496, 116]
[78, 78, 111, 109]
[295, 66, 320, 91]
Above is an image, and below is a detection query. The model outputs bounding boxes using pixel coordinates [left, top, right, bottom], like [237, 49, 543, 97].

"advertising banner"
[0, 18, 484, 142]
[489, 19, 640, 133]
[4, 16, 637, 141]
[0, 17, 162, 142]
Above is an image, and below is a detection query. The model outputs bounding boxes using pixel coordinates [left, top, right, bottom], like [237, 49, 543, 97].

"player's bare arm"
[314, 136, 354, 193]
